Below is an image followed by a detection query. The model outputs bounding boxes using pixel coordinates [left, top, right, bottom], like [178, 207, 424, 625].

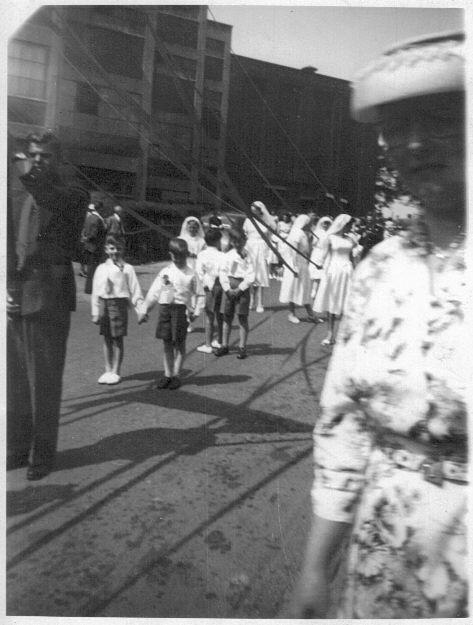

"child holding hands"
[216, 228, 255, 359]
[91, 235, 146, 384]
[143, 238, 196, 389]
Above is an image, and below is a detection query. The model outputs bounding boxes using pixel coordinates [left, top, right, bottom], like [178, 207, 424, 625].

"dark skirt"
[99, 297, 129, 338]
[205, 278, 223, 315]
[156, 303, 188, 344]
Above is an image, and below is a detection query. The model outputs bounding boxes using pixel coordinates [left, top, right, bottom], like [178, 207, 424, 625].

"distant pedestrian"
[195, 228, 225, 353]
[279, 215, 316, 324]
[216, 228, 255, 359]
[309, 216, 332, 300]
[143, 238, 196, 390]
[82, 202, 106, 294]
[208, 207, 223, 229]
[313, 214, 355, 345]
[179, 216, 206, 330]
[91, 234, 146, 385]
[105, 204, 126, 238]
[243, 201, 271, 313]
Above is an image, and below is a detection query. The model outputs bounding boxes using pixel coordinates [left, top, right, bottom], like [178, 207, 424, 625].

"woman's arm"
[288, 515, 351, 618]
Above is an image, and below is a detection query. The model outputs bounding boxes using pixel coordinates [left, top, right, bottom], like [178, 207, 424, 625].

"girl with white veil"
[313, 213, 355, 345]
[179, 216, 206, 330]
[279, 214, 316, 324]
[243, 201, 271, 313]
[309, 216, 332, 301]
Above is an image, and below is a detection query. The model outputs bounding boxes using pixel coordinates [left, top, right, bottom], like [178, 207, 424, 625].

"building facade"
[225, 55, 378, 216]
[8, 5, 378, 222]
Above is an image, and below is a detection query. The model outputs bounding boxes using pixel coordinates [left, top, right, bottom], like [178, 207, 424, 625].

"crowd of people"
[7, 27, 467, 621]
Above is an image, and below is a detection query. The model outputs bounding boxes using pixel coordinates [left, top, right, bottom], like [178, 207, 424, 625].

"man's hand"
[92, 314, 100, 324]
[7, 291, 20, 316]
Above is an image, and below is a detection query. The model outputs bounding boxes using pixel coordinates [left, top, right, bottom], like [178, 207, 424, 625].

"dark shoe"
[168, 377, 181, 390]
[215, 346, 229, 357]
[7, 453, 29, 471]
[236, 347, 247, 359]
[26, 464, 52, 481]
[157, 377, 172, 389]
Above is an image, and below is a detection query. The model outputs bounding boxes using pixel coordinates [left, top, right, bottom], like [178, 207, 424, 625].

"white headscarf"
[326, 213, 352, 236]
[179, 216, 205, 256]
[312, 216, 333, 240]
[287, 214, 311, 246]
[250, 201, 273, 227]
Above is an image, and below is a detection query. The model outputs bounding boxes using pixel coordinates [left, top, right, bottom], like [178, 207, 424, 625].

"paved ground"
[6, 264, 334, 617]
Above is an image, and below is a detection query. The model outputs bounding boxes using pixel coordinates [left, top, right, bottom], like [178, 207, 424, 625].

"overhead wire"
[13, 8, 323, 267]
[207, 5, 344, 213]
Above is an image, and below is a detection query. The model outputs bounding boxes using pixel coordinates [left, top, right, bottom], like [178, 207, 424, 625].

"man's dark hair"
[25, 130, 61, 159]
[169, 237, 188, 259]
[105, 234, 125, 250]
[204, 228, 222, 247]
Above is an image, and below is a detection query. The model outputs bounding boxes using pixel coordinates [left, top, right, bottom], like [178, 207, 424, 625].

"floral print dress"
[311, 234, 468, 618]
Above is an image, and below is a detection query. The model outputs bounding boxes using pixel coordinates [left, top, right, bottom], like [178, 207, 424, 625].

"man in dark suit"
[105, 204, 125, 237]
[81, 201, 106, 294]
[7, 131, 88, 480]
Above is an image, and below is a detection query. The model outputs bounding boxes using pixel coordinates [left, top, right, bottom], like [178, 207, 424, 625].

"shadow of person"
[184, 374, 252, 386]
[248, 343, 295, 356]
[55, 424, 217, 471]
[7, 483, 76, 517]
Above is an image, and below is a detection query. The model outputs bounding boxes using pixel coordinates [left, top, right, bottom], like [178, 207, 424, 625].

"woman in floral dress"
[292, 32, 467, 618]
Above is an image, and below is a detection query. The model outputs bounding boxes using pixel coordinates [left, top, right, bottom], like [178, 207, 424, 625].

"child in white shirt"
[195, 228, 224, 353]
[216, 228, 255, 359]
[91, 235, 146, 385]
[143, 238, 196, 390]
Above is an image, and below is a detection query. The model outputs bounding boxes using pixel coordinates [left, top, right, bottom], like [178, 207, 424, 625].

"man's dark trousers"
[7, 308, 71, 469]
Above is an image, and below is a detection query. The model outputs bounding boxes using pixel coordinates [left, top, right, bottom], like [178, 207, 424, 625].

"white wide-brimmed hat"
[351, 31, 465, 123]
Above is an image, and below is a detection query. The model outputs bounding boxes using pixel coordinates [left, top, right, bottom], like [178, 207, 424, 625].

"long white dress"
[313, 234, 354, 315]
[309, 232, 329, 281]
[243, 218, 270, 288]
[279, 229, 312, 306]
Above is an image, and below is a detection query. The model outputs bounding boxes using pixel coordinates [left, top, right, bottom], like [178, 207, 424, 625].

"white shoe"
[288, 314, 300, 324]
[211, 339, 221, 348]
[98, 372, 111, 384]
[197, 344, 213, 354]
[187, 324, 193, 333]
[256, 306, 264, 313]
[107, 373, 121, 385]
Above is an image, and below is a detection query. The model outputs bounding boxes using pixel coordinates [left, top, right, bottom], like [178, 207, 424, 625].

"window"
[8, 96, 46, 125]
[206, 37, 225, 55]
[93, 6, 146, 33]
[204, 88, 222, 111]
[155, 14, 198, 48]
[8, 40, 48, 100]
[76, 82, 100, 115]
[172, 56, 197, 80]
[204, 56, 223, 82]
[78, 166, 136, 197]
[202, 107, 220, 140]
[148, 158, 189, 181]
[152, 73, 194, 114]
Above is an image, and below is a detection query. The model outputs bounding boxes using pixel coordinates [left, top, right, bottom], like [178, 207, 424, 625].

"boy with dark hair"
[91, 234, 146, 384]
[143, 237, 196, 389]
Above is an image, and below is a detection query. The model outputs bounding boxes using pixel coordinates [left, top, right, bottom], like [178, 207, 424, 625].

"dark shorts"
[99, 297, 128, 338]
[205, 279, 223, 315]
[221, 278, 250, 320]
[156, 303, 188, 344]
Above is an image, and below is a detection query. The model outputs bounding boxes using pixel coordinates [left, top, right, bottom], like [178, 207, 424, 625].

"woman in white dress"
[313, 213, 355, 345]
[179, 216, 206, 330]
[279, 214, 316, 324]
[309, 216, 332, 300]
[243, 201, 271, 313]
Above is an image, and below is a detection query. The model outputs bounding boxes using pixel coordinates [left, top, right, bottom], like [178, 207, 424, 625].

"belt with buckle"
[383, 447, 468, 486]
